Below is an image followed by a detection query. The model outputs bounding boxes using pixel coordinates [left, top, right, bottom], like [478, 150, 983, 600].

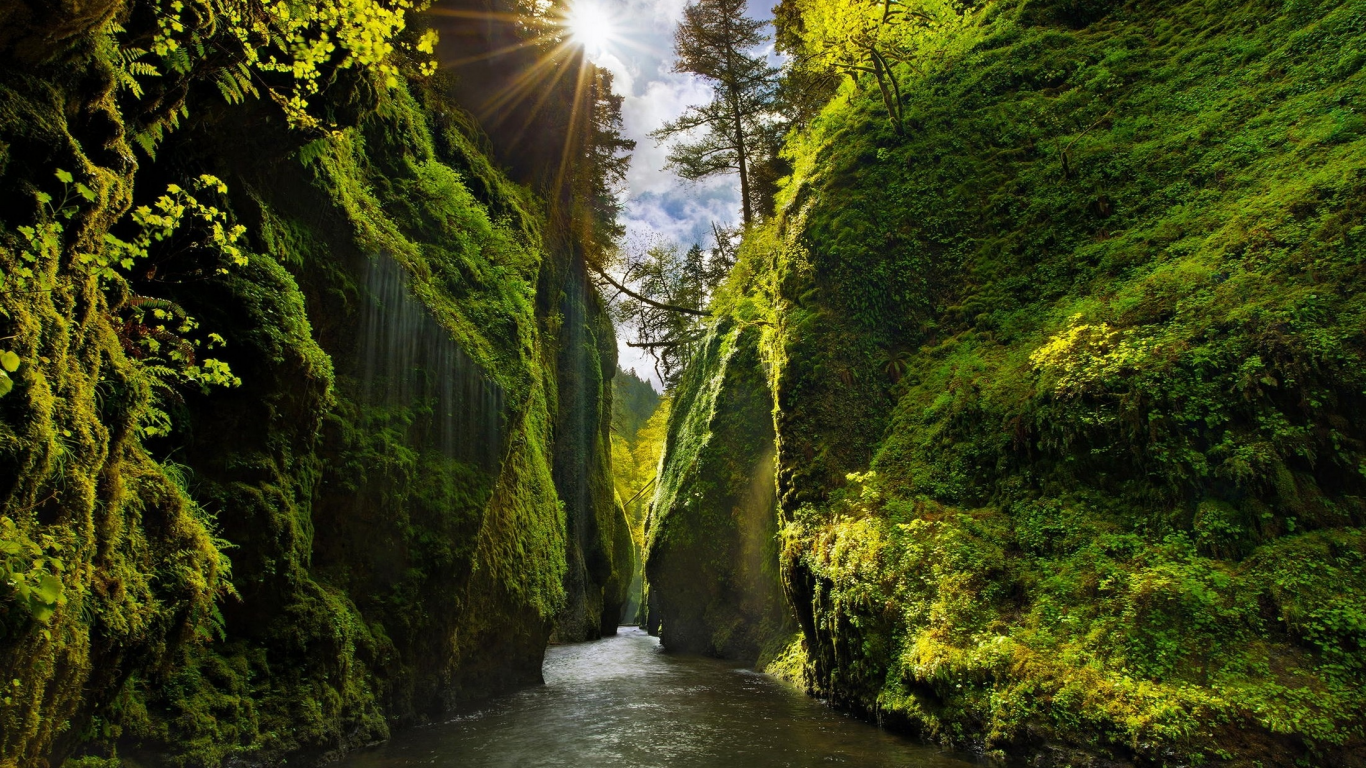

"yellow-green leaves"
[786, 0, 966, 130]
[0, 517, 66, 624]
[1030, 313, 1158, 397]
[0, 350, 19, 398]
[102, 174, 247, 280]
[142, 0, 440, 129]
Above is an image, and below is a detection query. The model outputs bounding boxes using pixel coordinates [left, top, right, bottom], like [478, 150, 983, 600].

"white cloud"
[622, 75, 714, 195]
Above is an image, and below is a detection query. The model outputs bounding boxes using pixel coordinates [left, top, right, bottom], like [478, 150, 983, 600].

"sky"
[570, 0, 775, 389]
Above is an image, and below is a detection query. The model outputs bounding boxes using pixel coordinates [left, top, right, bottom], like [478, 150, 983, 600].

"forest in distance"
[1, 0, 1365, 765]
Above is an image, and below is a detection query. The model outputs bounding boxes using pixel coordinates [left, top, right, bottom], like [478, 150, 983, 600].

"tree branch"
[591, 266, 711, 316]
[627, 336, 704, 348]
[623, 476, 657, 507]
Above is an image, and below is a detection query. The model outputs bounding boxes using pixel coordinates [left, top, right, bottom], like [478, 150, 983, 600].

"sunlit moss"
[672, 0, 1366, 762]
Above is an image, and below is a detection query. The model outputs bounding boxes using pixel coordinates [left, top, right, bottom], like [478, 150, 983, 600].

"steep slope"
[0, 2, 629, 765]
[652, 0, 1366, 763]
[644, 320, 791, 662]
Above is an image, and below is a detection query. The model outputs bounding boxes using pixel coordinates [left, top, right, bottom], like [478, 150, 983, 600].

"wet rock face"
[551, 258, 631, 643]
[645, 322, 792, 663]
[358, 254, 506, 472]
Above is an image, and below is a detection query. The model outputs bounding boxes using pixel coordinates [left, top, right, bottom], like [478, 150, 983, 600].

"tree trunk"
[720, 10, 753, 227]
[731, 89, 753, 226]
[869, 50, 903, 135]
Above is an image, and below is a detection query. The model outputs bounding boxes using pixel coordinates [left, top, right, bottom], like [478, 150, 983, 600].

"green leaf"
[35, 574, 62, 605]
[0, 373, 13, 398]
[54, 169, 73, 184]
[76, 183, 96, 202]
[1, 350, 20, 373]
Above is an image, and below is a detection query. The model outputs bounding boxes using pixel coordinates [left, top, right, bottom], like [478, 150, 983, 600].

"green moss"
[698, 0, 1366, 761]
[645, 320, 793, 661]
[0, 29, 229, 768]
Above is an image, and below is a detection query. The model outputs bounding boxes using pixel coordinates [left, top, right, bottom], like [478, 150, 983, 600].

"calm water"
[337, 627, 980, 768]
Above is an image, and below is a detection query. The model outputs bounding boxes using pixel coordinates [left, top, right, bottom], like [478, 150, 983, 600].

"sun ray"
[562, 1, 620, 62]
[553, 55, 595, 206]
[474, 40, 577, 121]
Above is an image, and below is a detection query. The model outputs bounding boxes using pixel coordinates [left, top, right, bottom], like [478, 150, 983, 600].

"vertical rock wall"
[644, 321, 792, 663]
[0, 6, 629, 765]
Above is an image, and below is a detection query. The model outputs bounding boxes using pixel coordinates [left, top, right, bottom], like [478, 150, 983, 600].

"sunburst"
[424, 0, 641, 203]
[564, 1, 618, 61]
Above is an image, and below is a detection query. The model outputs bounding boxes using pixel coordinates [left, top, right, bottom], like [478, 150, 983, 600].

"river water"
[337, 627, 980, 768]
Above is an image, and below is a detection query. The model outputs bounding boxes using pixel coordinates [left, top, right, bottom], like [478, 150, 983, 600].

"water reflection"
[338, 627, 980, 768]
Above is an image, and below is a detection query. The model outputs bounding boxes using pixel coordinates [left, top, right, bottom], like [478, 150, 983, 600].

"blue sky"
[578, 0, 775, 386]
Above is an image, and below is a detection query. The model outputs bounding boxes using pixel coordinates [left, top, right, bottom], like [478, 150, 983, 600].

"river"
[336, 627, 981, 767]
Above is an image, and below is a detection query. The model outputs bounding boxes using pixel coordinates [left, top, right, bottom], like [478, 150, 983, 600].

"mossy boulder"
[645, 320, 792, 663]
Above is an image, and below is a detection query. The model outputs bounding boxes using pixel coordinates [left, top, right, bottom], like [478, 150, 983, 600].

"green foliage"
[779, 0, 968, 132]
[0, 517, 66, 625]
[612, 366, 660, 445]
[674, 0, 1366, 761]
[139, 0, 439, 129]
[645, 320, 793, 661]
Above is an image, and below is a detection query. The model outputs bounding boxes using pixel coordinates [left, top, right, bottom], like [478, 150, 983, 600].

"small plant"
[881, 349, 910, 383]
[0, 349, 19, 398]
[0, 516, 65, 624]
[3, 169, 244, 429]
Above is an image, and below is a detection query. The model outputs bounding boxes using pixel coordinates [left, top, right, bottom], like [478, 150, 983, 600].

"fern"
[214, 63, 258, 105]
[113, 45, 159, 99]
[297, 137, 332, 167]
[127, 296, 190, 320]
[131, 126, 161, 159]
[129, 107, 183, 158]
[140, 365, 181, 388]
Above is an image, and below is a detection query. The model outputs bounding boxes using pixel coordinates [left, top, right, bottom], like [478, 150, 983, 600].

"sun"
[564, 1, 616, 59]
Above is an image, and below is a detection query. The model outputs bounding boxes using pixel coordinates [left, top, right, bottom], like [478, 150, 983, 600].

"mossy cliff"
[651, 0, 1366, 763]
[644, 320, 791, 662]
[0, 1, 628, 765]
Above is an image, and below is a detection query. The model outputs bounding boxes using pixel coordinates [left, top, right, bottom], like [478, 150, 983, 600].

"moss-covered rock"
[0, 4, 629, 765]
[662, 0, 1366, 763]
[645, 320, 792, 663]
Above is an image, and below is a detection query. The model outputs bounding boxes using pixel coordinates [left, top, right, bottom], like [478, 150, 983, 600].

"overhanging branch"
[626, 336, 704, 349]
[590, 266, 711, 317]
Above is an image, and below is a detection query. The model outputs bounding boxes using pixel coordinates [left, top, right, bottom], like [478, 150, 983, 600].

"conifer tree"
[651, 0, 779, 226]
[582, 68, 637, 250]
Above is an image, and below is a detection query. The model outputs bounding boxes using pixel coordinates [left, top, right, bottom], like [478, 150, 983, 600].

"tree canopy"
[651, 0, 780, 226]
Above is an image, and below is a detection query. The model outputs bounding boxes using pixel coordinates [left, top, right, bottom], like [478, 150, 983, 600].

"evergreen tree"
[650, 0, 779, 226]
[586, 68, 636, 246]
[575, 67, 636, 255]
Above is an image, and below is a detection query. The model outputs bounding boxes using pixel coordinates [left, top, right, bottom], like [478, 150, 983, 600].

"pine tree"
[650, 0, 779, 226]
[586, 68, 636, 246]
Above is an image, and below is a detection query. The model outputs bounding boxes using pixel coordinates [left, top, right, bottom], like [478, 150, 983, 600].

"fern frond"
[113, 44, 159, 98]
[297, 138, 331, 167]
[141, 364, 181, 382]
[132, 129, 160, 159]
[115, 69, 145, 98]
